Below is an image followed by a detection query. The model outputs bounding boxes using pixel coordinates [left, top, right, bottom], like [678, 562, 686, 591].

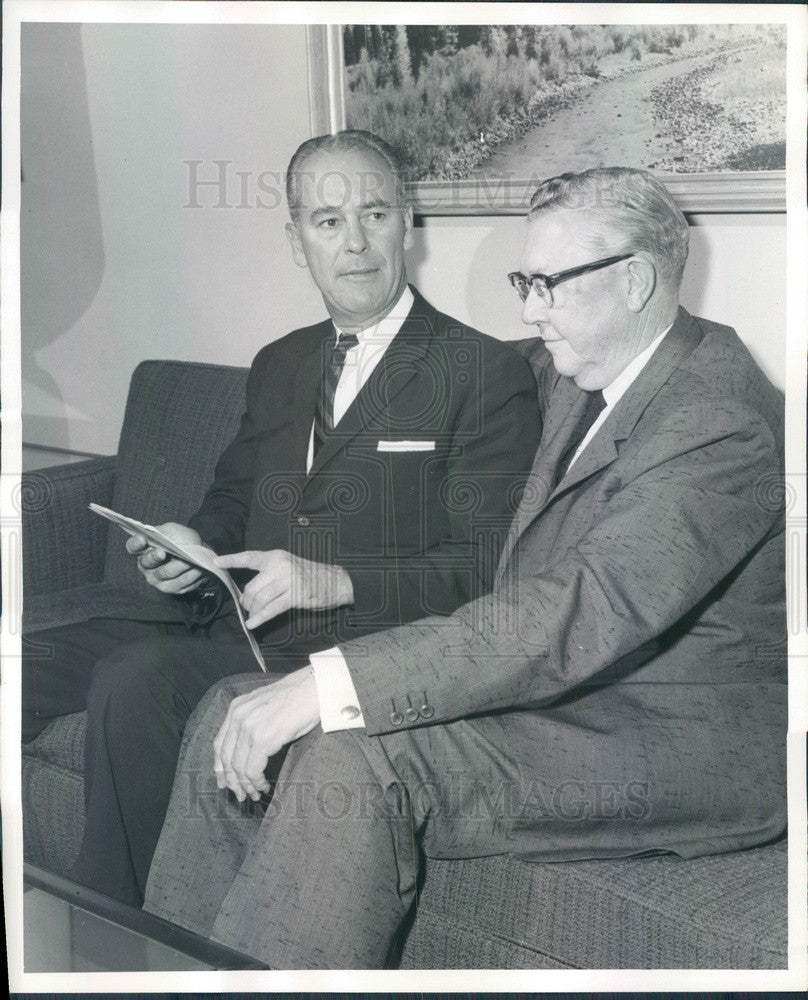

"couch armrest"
[21, 457, 118, 597]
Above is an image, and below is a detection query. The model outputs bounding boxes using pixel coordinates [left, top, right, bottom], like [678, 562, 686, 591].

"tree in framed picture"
[341, 22, 786, 193]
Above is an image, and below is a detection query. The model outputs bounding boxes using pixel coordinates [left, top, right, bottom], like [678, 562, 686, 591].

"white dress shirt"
[312, 321, 672, 733]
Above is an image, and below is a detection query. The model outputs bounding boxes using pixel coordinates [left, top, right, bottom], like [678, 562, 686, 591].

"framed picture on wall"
[308, 20, 787, 214]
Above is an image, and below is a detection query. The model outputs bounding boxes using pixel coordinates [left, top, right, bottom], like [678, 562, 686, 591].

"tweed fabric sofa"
[21, 358, 788, 969]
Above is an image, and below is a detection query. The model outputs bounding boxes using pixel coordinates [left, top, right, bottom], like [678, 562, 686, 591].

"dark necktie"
[552, 389, 606, 489]
[312, 332, 359, 459]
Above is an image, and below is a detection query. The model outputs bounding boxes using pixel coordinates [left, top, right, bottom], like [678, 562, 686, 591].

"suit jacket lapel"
[496, 308, 704, 578]
[305, 287, 432, 480]
[496, 379, 588, 573]
[293, 321, 333, 471]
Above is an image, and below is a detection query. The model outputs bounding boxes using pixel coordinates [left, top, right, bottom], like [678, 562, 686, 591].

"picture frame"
[306, 23, 787, 215]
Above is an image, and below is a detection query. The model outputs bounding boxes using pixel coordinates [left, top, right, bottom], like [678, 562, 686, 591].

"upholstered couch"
[21, 358, 788, 969]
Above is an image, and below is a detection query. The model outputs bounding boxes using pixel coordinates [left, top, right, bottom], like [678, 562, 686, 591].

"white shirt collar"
[601, 323, 672, 408]
[334, 285, 414, 347]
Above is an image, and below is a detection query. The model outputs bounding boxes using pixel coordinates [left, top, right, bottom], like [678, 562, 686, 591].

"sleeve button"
[390, 711, 404, 726]
[420, 704, 435, 719]
[404, 707, 419, 723]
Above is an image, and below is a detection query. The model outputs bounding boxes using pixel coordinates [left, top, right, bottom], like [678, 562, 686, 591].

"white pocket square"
[377, 440, 436, 452]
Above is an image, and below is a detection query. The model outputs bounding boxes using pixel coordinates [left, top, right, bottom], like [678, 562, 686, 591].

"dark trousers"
[22, 615, 301, 906]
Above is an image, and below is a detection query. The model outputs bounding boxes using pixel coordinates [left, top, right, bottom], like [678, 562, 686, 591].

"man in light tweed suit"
[144, 167, 786, 969]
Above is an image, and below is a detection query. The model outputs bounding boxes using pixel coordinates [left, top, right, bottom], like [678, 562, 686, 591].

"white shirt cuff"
[309, 646, 366, 732]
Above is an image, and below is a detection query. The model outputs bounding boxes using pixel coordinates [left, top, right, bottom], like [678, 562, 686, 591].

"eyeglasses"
[508, 252, 634, 307]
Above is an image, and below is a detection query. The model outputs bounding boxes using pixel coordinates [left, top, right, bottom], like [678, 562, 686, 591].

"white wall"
[22, 22, 322, 455]
[410, 213, 785, 390]
[21, 23, 786, 460]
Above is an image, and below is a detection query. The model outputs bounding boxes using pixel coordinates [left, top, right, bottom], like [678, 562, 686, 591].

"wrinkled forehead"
[293, 148, 399, 213]
[522, 207, 618, 274]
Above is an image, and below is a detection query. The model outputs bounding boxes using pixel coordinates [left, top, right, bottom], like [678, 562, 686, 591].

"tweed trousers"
[142, 666, 707, 968]
[142, 673, 577, 969]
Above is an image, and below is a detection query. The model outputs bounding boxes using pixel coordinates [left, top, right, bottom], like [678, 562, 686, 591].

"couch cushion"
[104, 360, 248, 596]
[23, 710, 86, 771]
[22, 712, 87, 878]
[400, 842, 787, 969]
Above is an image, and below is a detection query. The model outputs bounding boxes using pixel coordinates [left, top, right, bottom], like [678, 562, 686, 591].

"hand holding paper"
[126, 521, 209, 594]
[88, 503, 265, 671]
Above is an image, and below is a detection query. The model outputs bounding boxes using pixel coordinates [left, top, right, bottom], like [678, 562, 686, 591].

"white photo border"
[2, 1, 806, 993]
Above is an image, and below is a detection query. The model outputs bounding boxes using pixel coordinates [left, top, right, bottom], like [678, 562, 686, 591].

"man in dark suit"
[144, 167, 786, 968]
[22, 130, 540, 904]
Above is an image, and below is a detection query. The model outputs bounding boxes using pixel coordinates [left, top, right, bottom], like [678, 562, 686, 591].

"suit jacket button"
[420, 704, 435, 719]
[340, 705, 361, 721]
[404, 706, 419, 723]
[390, 711, 404, 726]
[297, 515, 311, 526]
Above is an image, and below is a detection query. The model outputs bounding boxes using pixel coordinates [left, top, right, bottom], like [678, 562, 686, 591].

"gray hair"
[286, 130, 408, 220]
[529, 167, 689, 285]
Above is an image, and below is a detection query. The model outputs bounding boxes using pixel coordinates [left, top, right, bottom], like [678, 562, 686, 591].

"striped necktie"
[312, 331, 359, 459]
[552, 389, 606, 489]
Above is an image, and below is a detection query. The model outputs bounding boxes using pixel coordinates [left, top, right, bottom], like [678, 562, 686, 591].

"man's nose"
[344, 217, 369, 253]
[521, 286, 548, 326]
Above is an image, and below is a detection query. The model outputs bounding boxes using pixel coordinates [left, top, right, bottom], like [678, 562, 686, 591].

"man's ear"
[402, 205, 414, 252]
[285, 221, 309, 269]
[626, 255, 656, 312]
